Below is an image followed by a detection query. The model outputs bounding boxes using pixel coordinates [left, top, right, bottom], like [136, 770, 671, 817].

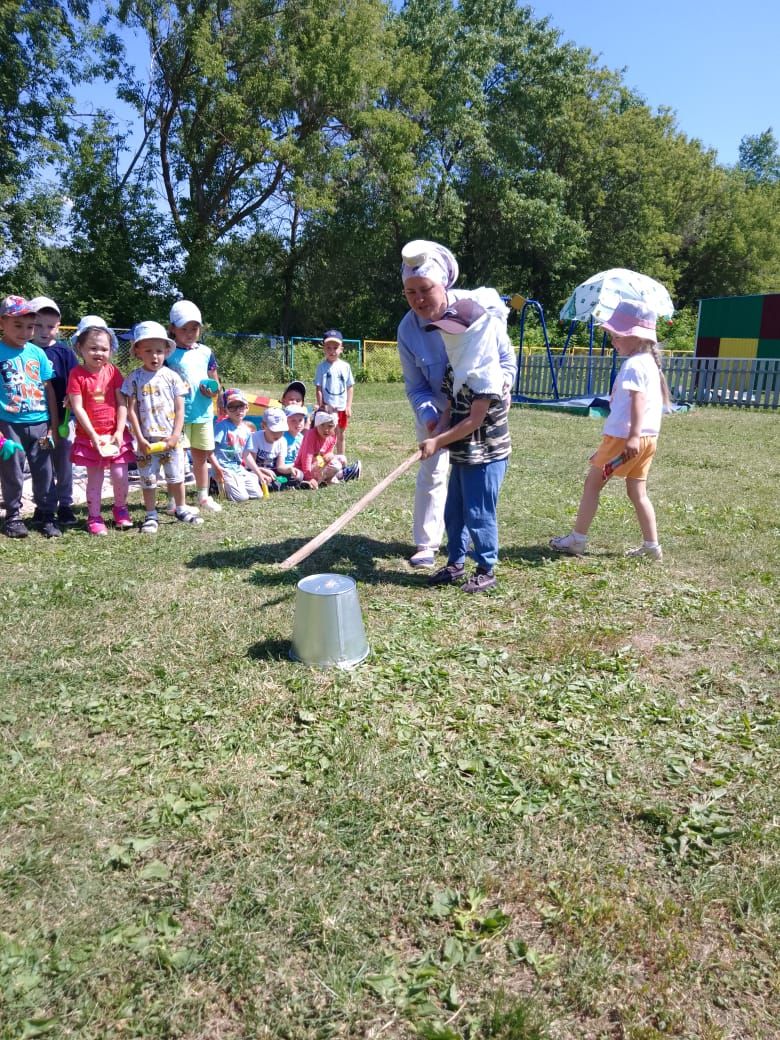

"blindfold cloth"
[401, 240, 459, 289]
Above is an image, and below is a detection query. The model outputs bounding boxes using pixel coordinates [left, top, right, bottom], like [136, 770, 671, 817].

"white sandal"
[140, 515, 159, 535]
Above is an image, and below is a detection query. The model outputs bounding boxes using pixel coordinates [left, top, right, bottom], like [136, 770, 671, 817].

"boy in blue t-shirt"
[30, 296, 78, 525]
[0, 296, 61, 538]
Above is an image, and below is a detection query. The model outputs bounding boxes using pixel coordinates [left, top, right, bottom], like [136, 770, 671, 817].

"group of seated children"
[0, 295, 361, 539]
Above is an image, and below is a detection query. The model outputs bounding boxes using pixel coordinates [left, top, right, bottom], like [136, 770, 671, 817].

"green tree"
[119, 0, 416, 331]
[54, 113, 174, 326]
[0, 0, 121, 281]
[675, 168, 780, 303]
[738, 128, 780, 184]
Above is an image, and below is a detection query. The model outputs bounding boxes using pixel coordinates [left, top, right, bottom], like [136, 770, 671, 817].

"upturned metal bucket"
[290, 573, 370, 669]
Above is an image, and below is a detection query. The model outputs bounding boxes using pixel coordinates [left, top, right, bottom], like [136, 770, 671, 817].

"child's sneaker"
[198, 495, 222, 514]
[40, 518, 63, 538]
[112, 505, 134, 530]
[87, 516, 108, 537]
[140, 513, 159, 535]
[165, 499, 199, 516]
[549, 532, 587, 556]
[462, 568, 497, 593]
[175, 506, 204, 526]
[625, 543, 663, 561]
[341, 460, 362, 482]
[3, 517, 29, 539]
[427, 562, 466, 585]
[57, 505, 78, 526]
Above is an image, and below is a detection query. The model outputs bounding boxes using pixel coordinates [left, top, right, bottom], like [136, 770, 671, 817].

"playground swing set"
[508, 293, 617, 416]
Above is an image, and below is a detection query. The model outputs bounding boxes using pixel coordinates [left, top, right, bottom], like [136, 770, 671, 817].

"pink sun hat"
[598, 300, 658, 342]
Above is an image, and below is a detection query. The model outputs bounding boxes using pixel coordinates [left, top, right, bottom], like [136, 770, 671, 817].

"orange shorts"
[590, 434, 658, 480]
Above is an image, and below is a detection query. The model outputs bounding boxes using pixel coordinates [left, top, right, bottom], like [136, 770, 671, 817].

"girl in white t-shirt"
[550, 300, 670, 560]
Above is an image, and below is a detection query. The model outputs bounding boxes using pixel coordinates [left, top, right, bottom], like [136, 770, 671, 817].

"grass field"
[1, 385, 778, 1040]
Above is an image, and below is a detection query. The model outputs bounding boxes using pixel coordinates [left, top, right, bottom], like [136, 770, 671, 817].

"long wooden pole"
[278, 450, 421, 571]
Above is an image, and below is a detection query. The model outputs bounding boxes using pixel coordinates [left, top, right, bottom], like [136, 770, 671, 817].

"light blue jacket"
[397, 288, 516, 427]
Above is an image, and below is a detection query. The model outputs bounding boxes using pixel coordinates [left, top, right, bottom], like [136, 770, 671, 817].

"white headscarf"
[440, 312, 505, 398]
[401, 240, 459, 288]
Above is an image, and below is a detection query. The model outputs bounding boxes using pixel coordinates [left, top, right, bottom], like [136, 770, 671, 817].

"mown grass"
[1, 385, 778, 1040]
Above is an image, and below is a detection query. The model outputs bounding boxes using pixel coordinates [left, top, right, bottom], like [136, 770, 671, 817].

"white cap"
[284, 403, 307, 417]
[169, 300, 202, 327]
[132, 320, 176, 349]
[71, 315, 118, 352]
[263, 407, 287, 433]
[314, 410, 336, 428]
[28, 296, 61, 316]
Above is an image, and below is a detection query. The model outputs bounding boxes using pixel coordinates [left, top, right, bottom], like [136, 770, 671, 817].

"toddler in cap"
[315, 329, 355, 455]
[29, 295, 78, 526]
[211, 388, 262, 502]
[0, 296, 61, 538]
[242, 406, 288, 493]
[166, 299, 222, 515]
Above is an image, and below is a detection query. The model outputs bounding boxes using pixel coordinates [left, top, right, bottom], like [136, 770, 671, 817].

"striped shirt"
[443, 366, 511, 465]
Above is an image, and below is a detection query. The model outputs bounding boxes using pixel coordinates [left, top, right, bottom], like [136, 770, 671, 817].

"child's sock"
[571, 531, 588, 542]
[643, 540, 660, 549]
[197, 486, 208, 502]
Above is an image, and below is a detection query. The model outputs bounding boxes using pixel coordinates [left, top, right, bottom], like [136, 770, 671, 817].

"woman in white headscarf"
[397, 240, 516, 568]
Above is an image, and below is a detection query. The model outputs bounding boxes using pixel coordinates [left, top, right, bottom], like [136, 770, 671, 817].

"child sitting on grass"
[211, 388, 262, 502]
[122, 321, 203, 534]
[67, 316, 136, 535]
[549, 299, 669, 561]
[294, 410, 361, 488]
[243, 406, 288, 493]
[274, 403, 309, 489]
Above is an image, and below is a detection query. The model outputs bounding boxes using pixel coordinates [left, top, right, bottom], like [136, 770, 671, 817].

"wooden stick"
[278, 450, 422, 571]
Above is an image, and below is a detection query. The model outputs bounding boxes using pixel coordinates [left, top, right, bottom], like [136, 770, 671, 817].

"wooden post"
[278, 450, 421, 571]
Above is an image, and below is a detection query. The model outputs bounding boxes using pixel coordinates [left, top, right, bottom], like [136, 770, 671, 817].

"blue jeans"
[0, 420, 57, 519]
[444, 458, 509, 572]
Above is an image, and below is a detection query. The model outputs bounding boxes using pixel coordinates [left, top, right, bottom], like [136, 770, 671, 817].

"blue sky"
[537, 0, 778, 164]
[82, 1, 777, 168]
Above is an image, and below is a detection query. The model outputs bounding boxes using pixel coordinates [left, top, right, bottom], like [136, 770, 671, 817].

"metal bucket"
[290, 573, 370, 669]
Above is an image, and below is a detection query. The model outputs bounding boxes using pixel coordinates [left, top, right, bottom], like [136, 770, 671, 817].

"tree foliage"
[2, 0, 779, 335]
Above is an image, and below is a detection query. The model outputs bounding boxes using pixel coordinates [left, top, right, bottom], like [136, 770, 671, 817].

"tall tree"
[738, 129, 780, 184]
[0, 0, 121, 281]
[119, 0, 416, 330]
[53, 113, 173, 326]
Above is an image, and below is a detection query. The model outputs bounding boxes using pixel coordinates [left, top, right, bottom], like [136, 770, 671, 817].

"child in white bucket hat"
[121, 320, 203, 534]
[166, 299, 222, 515]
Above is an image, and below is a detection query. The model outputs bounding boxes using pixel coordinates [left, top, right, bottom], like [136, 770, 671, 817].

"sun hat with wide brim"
[597, 300, 658, 342]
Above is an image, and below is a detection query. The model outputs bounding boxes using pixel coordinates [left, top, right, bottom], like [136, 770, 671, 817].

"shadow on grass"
[247, 637, 291, 661]
[187, 534, 424, 588]
[500, 543, 560, 567]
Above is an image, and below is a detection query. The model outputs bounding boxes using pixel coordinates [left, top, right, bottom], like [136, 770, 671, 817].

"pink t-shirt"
[295, 427, 337, 481]
[67, 363, 124, 439]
